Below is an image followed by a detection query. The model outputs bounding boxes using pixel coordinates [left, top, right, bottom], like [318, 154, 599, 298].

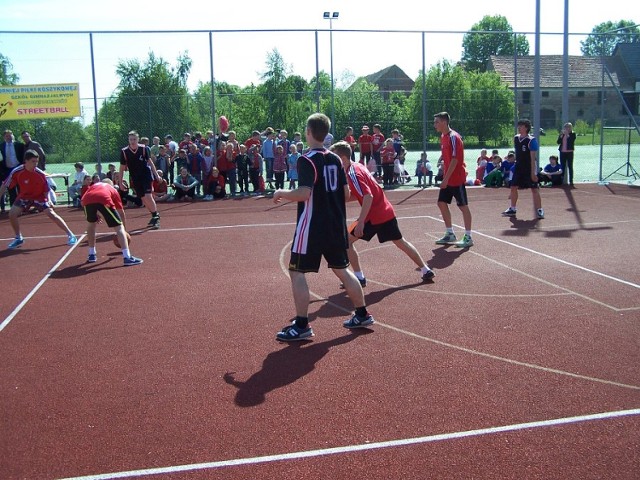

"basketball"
[112, 231, 132, 249]
[219, 115, 229, 133]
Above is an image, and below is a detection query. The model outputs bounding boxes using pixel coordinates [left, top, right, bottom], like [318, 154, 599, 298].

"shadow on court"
[223, 330, 372, 407]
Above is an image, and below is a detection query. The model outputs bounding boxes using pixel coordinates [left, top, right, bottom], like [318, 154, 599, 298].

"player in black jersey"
[273, 113, 375, 342]
[119, 130, 161, 229]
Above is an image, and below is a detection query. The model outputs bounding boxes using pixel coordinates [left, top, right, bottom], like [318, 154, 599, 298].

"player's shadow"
[502, 217, 540, 236]
[0, 244, 62, 258]
[223, 330, 372, 407]
[428, 246, 466, 270]
[50, 257, 121, 278]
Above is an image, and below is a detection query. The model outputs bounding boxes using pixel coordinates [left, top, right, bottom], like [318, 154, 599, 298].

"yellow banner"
[0, 83, 81, 120]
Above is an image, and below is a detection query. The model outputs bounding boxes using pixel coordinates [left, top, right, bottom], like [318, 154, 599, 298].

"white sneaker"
[537, 208, 545, 219]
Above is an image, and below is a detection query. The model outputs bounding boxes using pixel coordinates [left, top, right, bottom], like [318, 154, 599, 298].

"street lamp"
[323, 11, 339, 136]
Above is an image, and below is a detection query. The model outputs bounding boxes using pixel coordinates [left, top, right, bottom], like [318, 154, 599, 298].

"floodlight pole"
[323, 12, 339, 136]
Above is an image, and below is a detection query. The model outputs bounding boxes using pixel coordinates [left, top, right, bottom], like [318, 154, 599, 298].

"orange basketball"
[112, 231, 132, 249]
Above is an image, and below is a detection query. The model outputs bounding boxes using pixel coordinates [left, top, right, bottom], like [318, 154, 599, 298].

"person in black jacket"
[0, 129, 26, 212]
[557, 122, 576, 187]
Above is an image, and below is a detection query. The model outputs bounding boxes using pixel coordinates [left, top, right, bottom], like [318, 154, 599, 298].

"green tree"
[461, 15, 530, 72]
[0, 52, 19, 85]
[580, 20, 640, 56]
[334, 79, 387, 140]
[259, 48, 293, 128]
[114, 51, 192, 140]
[464, 71, 514, 144]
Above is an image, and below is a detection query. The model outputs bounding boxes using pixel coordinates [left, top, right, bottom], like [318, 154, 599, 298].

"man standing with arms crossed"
[433, 112, 474, 248]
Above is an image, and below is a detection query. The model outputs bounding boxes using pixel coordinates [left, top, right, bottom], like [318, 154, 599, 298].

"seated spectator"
[94, 164, 107, 181]
[538, 154, 564, 186]
[172, 167, 198, 201]
[106, 163, 116, 181]
[483, 155, 503, 187]
[476, 149, 490, 181]
[434, 157, 444, 186]
[500, 152, 516, 186]
[204, 167, 226, 200]
[68, 162, 89, 201]
[152, 170, 171, 202]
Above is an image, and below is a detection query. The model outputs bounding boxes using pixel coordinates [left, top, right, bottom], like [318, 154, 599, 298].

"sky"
[1, 0, 637, 121]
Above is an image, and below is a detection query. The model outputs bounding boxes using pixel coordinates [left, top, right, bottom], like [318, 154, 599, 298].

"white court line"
[0, 234, 86, 333]
[277, 244, 640, 391]
[418, 214, 640, 290]
[60, 408, 640, 480]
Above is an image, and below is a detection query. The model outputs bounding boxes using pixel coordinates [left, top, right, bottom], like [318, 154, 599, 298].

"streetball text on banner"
[0, 83, 81, 120]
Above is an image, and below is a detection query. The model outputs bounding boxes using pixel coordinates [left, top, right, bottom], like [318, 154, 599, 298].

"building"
[351, 65, 415, 99]
[487, 43, 640, 129]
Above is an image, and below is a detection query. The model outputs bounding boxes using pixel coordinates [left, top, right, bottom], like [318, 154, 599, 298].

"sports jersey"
[543, 163, 562, 174]
[371, 132, 385, 152]
[80, 182, 124, 210]
[358, 134, 373, 153]
[440, 129, 467, 187]
[292, 148, 348, 254]
[120, 145, 152, 180]
[3, 166, 49, 202]
[514, 135, 538, 175]
[346, 161, 396, 225]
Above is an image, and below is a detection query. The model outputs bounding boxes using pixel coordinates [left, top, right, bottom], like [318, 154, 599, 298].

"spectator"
[557, 122, 576, 187]
[483, 155, 504, 187]
[204, 167, 226, 200]
[235, 144, 251, 195]
[68, 162, 89, 203]
[371, 123, 385, 177]
[172, 166, 198, 202]
[273, 144, 288, 190]
[188, 143, 204, 196]
[287, 143, 300, 189]
[434, 157, 444, 186]
[538, 155, 564, 186]
[248, 145, 263, 194]
[21, 131, 46, 171]
[343, 126, 357, 161]
[358, 125, 373, 166]
[152, 170, 171, 202]
[380, 138, 396, 188]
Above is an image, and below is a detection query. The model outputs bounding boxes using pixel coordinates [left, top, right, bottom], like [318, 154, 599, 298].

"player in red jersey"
[81, 177, 143, 266]
[331, 141, 435, 283]
[0, 150, 77, 249]
[433, 112, 474, 248]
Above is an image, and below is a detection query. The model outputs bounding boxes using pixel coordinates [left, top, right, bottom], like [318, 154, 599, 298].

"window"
[577, 91, 585, 97]
[542, 91, 549, 98]
[522, 91, 531, 105]
[577, 109, 584, 117]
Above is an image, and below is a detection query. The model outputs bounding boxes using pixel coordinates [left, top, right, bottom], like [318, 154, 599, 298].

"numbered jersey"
[292, 148, 348, 254]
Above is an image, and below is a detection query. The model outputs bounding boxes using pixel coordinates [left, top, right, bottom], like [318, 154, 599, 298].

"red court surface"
[1, 183, 639, 480]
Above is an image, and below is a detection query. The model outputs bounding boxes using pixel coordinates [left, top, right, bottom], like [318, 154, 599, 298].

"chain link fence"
[1, 29, 638, 187]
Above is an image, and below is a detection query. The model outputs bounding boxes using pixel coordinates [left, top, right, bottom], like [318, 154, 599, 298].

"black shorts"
[350, 217, 402, 243]
[130, 175, 153, 197]
[288, 248, 350, 273]
[84, 203, 123, 228]
[437, 185, 469, 206]
[511, 170, 540, 189]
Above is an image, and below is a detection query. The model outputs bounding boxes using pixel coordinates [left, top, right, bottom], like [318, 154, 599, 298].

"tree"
[461, 15, 529, 72]
[0, 52, 19, 85]
[114, 51, 193, 139]
[580, 20, 640, 56]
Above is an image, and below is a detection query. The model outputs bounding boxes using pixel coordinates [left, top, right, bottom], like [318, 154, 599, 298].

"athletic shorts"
[130, 176, 153, 197]
[437, 184, 469, 206]
[84, 203, 123, 228]
[288, 248, 350, 273]
[511, 169, 540, 189]
[14, 199, 51, 212]
[350, 217, 402, 243]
